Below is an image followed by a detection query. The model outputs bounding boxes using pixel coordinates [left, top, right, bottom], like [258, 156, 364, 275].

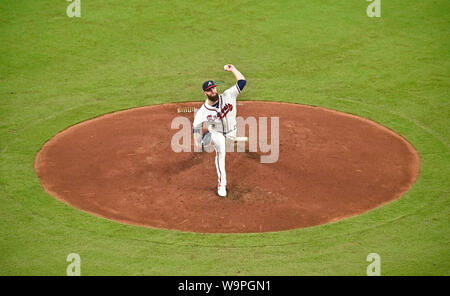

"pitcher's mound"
[35, 102, 420, 233]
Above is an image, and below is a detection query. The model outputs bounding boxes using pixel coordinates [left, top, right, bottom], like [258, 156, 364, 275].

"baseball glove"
[201, 131, 212, 147]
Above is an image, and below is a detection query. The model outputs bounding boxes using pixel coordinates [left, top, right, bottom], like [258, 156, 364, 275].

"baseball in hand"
[224, 64, 232, 71]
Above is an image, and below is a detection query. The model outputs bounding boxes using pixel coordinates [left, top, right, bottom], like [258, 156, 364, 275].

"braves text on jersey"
[193, 81, 244, 135]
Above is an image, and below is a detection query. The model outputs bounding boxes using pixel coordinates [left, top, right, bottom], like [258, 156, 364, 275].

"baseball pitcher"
[193, 64, 246, 197]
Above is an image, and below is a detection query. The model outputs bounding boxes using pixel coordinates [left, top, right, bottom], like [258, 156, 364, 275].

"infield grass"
[0, 0, 449, 275]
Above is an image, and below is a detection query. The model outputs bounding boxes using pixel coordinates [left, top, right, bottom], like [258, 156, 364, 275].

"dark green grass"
[0, 0, 449, 275]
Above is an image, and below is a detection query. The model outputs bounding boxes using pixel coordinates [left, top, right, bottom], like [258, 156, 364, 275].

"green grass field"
[1, 0, 449, 275]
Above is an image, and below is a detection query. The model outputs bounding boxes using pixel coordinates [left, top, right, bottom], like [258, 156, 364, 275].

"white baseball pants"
[211, 130, 236, 187]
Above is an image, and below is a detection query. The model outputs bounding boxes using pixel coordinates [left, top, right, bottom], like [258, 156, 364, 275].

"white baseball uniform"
[193, 82, 244, 187]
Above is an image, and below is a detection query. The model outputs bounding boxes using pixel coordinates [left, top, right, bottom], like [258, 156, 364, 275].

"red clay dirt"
[34, 101, 420, 233]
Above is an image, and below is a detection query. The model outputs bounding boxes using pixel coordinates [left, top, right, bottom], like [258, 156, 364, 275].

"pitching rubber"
[235, 137, 248, 142]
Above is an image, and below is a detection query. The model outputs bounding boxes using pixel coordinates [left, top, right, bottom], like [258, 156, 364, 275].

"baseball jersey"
[193, 81, 245, 135]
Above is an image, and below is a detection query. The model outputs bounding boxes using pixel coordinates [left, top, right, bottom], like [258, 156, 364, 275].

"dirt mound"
[35, 102, 420, 233]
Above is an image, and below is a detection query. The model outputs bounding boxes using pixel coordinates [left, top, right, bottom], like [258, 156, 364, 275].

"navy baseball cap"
[202, 80, 216, 91]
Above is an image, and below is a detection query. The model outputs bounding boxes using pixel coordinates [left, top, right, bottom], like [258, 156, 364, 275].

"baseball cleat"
[217, 185, 227, 197]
